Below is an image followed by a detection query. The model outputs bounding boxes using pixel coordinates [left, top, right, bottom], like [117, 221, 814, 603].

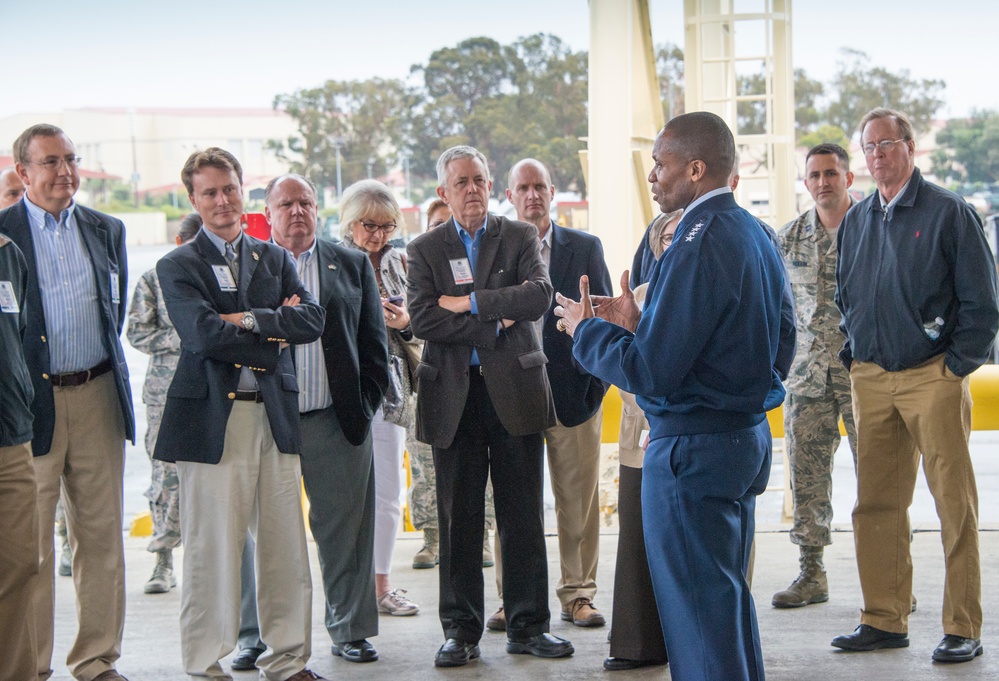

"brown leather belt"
[234, 391, 264, 402]
[50, 359, 113, 387]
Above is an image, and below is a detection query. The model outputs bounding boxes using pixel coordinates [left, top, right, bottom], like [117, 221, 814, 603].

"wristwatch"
[242, 311, 256, 331]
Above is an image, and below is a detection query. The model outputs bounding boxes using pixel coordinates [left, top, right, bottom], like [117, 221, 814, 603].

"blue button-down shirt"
[454, 216, 488, 365]
[288, 240, 331, 413]
[24, 196, 106, 374]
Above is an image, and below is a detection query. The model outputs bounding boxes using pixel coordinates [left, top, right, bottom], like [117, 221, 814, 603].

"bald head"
[0, 168, 24, 209]
[264, 173, 319, 257]
[506, 158, 555, 235]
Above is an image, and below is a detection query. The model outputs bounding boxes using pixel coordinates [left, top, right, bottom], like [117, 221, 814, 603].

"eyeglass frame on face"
[360, 220, 398, 234]
[862, 139, 908, 156]
[27, 155, 82, 171]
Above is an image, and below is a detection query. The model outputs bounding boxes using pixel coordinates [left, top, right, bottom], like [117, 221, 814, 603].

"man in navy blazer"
[234, 173, 389, 668]
[484, 159, 612, 632]
[154, 149, 325, 681]
[0, 124, 134, 681]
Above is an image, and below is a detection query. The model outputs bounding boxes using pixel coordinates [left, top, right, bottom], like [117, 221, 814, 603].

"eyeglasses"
[862, 139, 907, 156]
[360, 221, 397, 234]
[28, 156, 82, 171]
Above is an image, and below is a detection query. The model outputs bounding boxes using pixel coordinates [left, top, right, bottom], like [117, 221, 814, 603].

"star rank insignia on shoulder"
[684, 221, 705, 243]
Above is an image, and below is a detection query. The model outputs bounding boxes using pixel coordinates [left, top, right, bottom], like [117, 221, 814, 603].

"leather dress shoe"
[831, 624, 909, 651]
[332, 639, 378, 663]
[603, 656, 667, 671]
[231, 646, 265, 671]
[435, 638, 480, 667]
[932, 635, 983, 662]
[506, 632, 574, 658]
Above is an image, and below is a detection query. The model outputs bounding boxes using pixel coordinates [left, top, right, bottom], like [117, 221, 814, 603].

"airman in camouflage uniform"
[773, 143, 858, 608]
[127, 265, 182, 594]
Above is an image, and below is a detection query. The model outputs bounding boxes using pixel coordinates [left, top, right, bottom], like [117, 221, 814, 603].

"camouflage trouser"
[784, 367, 858, 547]
[407, 419, 495, 531]
[144, 404, 181, 551]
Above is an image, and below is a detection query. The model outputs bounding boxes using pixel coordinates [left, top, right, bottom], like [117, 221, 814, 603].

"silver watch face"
[243, 313, 254, 330]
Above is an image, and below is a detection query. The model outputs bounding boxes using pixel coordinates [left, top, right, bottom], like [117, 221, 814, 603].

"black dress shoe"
[231, 646, 264, 671]
[434, 638, 480, 668]
[506, 632, 574, 658]
[332, 639, 378, 663]
[603, 656, 668, 671]
[932, 635, 983, 662]
[831, 624, 909, 651]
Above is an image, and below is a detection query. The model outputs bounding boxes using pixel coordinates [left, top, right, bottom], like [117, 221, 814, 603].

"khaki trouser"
[850, 355, 981, 638]
[33, 372, 126, 681]
[178, 401, 311, 680]
[0, 441, 39, 681]
[495, 408, 603, 607]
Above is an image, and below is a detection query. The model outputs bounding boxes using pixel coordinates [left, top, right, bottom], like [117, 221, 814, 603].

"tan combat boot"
[482, 529, 494, 568]
[412, 528, 439, 569]
[144, 549, 177, 594]
[772, 545, 828, 608]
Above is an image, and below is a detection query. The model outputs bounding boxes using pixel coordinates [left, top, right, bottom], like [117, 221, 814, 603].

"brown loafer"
[560, 597, 606, 627]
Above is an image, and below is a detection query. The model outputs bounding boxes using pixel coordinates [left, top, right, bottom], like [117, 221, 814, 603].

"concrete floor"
[48, 526, 999, 680]
[40, 243, 999, 679]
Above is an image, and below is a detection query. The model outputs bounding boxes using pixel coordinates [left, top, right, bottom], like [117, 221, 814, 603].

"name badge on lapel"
[213, 265, 238, 292]
[449, 258, 474, 285]
[0, 281, 19, 313]
[110, 273, 120, 303]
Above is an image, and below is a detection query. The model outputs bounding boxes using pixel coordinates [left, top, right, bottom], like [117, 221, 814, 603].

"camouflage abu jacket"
[777, 206, 849, 398]
[126, 267, 180, 407]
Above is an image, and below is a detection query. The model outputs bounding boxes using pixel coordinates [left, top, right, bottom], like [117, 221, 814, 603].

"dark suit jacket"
[154, 229, 324, 464]
[0, 201, 135, 456]
[543, 224, 613, 427]
[406, 214, 556, 449]
[314, 238, 389, 446]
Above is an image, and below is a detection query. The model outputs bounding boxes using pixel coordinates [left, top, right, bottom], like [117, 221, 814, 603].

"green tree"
[932, 110, 999, 183]
[825, 48, 945, 137]
[404, 34, 589, 195]
[798, 124, 851, 152]
[656, 42, 685, 121]
[794, 68, 824, 136]
[270, 77, 407, 194]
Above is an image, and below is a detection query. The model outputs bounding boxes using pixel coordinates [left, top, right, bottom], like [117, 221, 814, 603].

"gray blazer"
[406, 214, 555, 448]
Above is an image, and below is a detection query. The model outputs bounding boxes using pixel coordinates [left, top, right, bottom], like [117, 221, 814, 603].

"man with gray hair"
[234, 173, 389, 668]
[0, 167, 25, 208]
[832, 108, 998, 663]
[407, 145, 572, 667]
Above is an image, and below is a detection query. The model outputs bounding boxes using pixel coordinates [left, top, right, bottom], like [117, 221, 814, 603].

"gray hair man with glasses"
[831, 107, 998, 663]
[0, 123, 135, 681]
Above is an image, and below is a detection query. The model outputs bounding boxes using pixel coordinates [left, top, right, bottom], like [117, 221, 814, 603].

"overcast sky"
[1, 0, 991, 120]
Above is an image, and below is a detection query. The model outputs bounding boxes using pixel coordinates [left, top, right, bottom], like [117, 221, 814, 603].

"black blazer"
[0, 201, 135, 456]
[543, 224, 613, 427]
[153, 229, 325, 464]
[407, 214, 556, 449]
[314, 238, 389, 446]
